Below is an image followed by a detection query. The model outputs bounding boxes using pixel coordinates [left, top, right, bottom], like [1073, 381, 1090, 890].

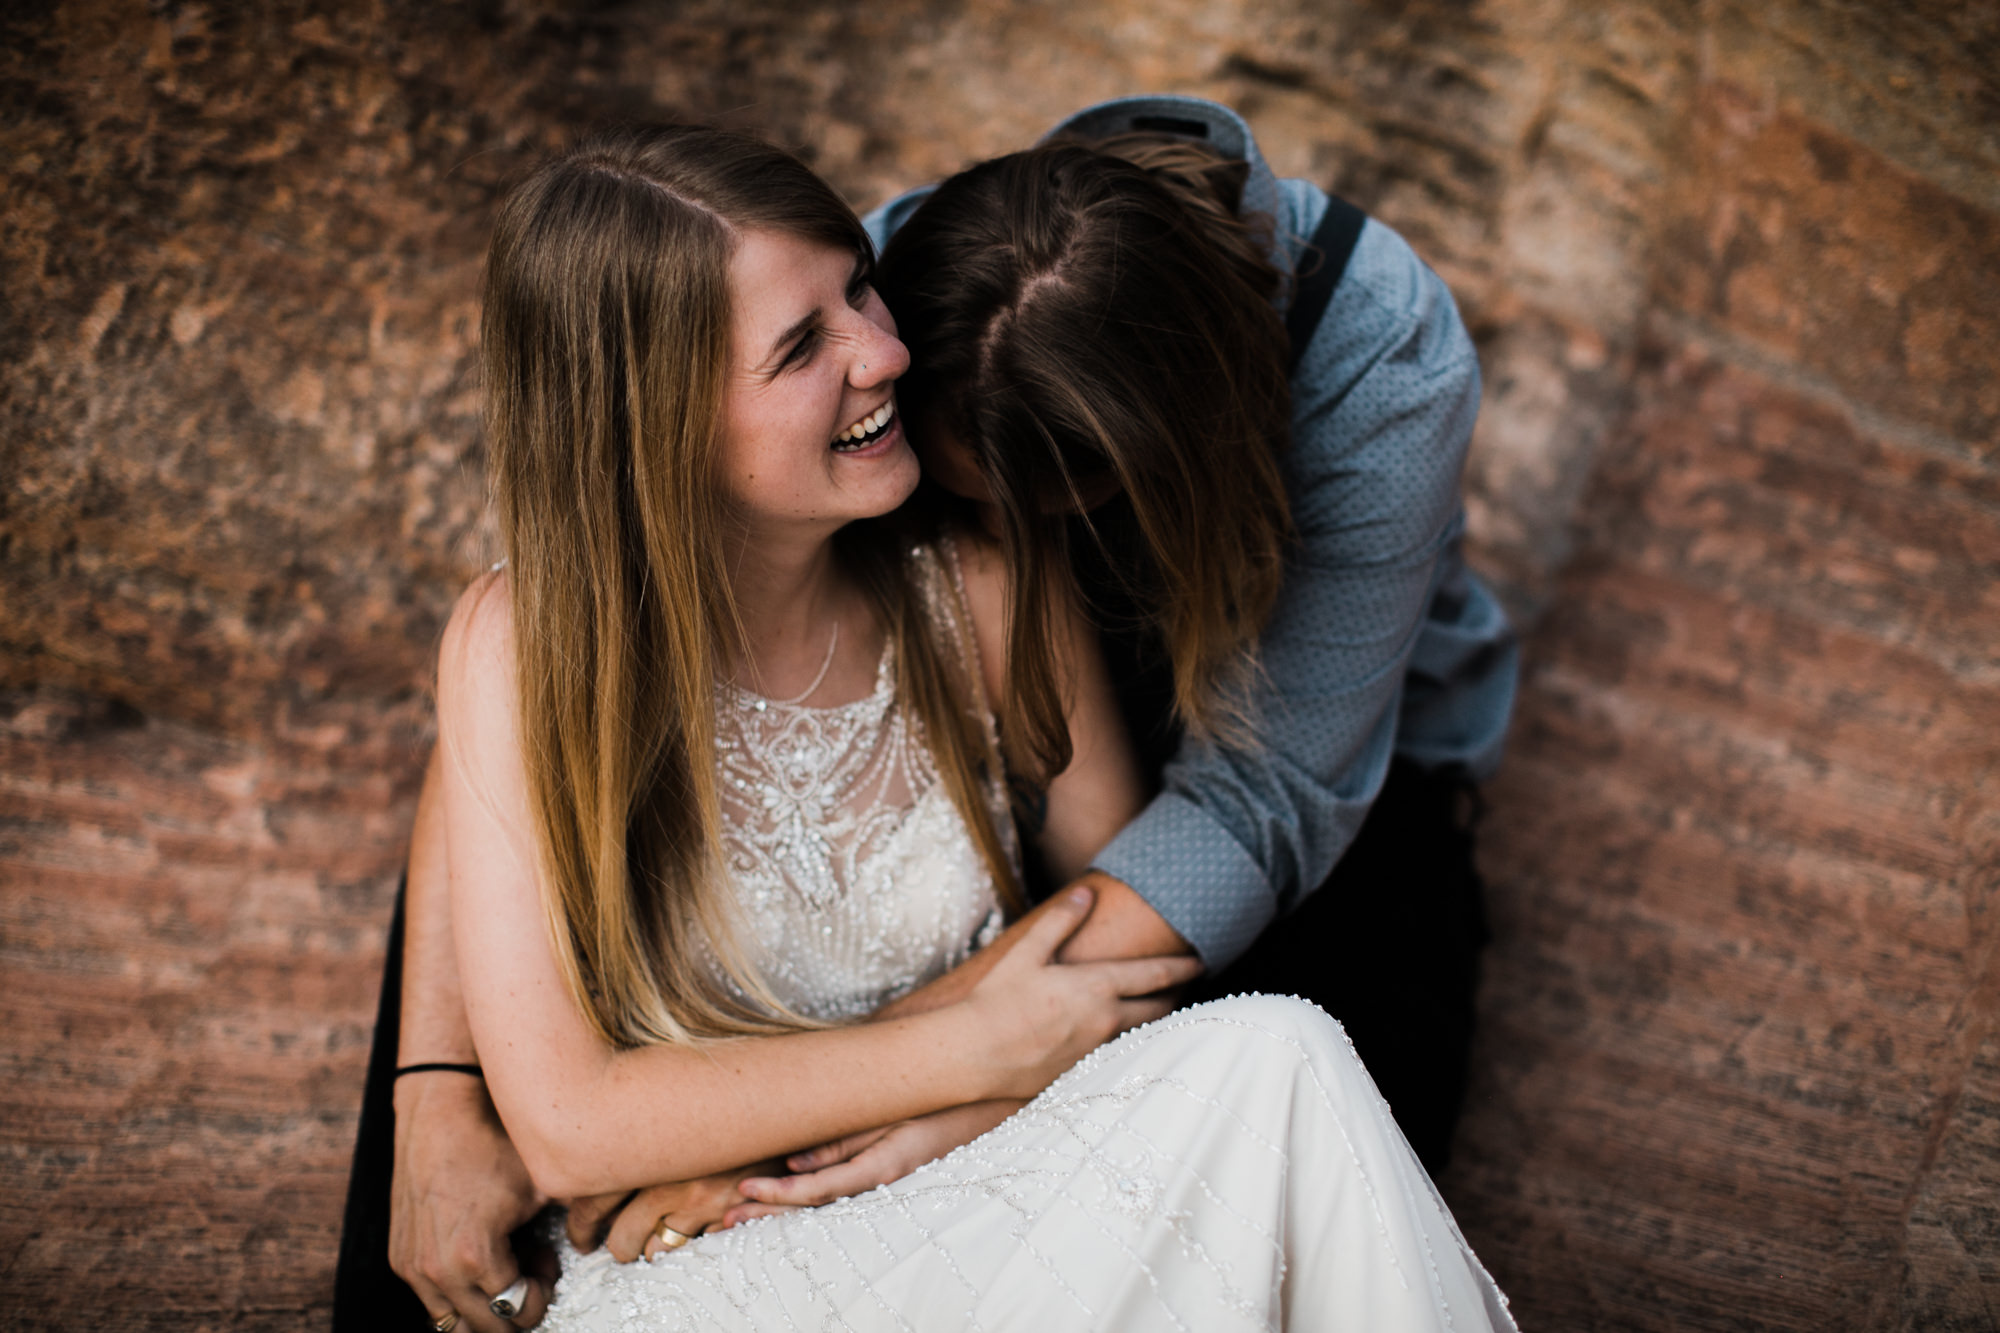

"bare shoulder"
[948, 529, 1008, 628]
[438, 568, 516, 709]
[946, 529, 1011, 707]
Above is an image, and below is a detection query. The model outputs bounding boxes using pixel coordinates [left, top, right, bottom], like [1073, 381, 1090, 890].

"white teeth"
[832, 402, 894, 447]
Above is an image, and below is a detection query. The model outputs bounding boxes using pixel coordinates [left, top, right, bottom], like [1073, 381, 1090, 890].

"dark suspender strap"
[1286, 195, 1367, 374]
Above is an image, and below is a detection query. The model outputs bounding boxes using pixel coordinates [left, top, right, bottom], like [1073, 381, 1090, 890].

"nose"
[852, 320, 911, 390]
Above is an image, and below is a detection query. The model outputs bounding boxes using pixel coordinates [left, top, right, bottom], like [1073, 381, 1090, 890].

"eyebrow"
[758, 255, 869, 370]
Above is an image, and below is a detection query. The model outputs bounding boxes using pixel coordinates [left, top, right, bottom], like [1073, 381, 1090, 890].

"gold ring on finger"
[431, 1314, 461, 1333]
[654, 1220, 693, 1251]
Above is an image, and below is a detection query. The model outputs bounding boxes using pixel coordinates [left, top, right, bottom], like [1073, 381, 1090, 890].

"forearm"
[491, 1004, 994, 1199]
[398, 746, 480, 1067]
[877, 871, 1193, 1023]
[439, 573, 1185, 1202]
[1054, 871, 1192, 963]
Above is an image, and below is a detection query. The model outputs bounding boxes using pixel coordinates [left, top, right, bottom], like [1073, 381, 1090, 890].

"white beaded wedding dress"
[539, 546, 1515, 1333]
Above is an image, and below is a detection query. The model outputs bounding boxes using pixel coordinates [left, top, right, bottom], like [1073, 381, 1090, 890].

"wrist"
[1053, 871, 1191, 964]
[917, 1000, 1012, 1106]
[392, 1063, 493, 1118]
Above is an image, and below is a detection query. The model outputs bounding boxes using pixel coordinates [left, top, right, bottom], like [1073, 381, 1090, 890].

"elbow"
[514, 1130, 596, 1202]
[509, 1098, 655, 1200]
[497, 1093, 598, 1199]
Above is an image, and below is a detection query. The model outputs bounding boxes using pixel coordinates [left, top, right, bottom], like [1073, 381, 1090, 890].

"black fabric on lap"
[333, 877, 430, 1330]
[1188, 758, 1490, 1175]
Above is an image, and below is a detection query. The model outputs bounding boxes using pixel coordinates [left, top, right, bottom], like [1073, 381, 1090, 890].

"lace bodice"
[540, 552, 1517, 1333]
[711, 545, 1011, 1023]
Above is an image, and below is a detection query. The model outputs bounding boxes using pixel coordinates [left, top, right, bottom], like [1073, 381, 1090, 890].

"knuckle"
[448, 1236, 490, 1278]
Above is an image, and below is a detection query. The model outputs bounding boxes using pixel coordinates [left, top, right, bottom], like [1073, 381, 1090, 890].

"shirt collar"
[1036, 94, 1280, 224]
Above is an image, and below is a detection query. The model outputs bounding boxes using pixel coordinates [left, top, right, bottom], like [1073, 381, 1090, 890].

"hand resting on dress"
[720, 1100, 1025, 1226]
[559, 885, 1191, 1252]
[711, 885, 1197, 1224]
[564, 1158, 785, 1260]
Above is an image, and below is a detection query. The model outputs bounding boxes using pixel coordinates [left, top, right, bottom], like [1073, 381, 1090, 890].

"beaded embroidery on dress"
[709, 542, 1010, 1023]
[536, 541, 1515, 1333]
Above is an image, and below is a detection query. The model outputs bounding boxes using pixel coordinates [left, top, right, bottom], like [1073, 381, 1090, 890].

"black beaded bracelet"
[393, 1062, 484, 1080]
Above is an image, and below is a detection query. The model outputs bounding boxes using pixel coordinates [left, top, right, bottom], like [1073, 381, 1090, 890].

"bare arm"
[726, 540, 1195, 1217]
[393, 550, 1198, 1276]
[438, 575, 1194, 1201]
[398, 746, 481, 1072]
[877, 538, 1195, 1022]
[390, 748, 553, 1332]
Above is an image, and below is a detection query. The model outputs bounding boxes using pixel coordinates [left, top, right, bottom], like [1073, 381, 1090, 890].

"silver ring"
[489, 1276, 531, 1320]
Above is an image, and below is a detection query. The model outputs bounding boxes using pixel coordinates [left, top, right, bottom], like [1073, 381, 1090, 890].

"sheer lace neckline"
[707, 543, 1011, 1023]
[721, 639, 893, 716]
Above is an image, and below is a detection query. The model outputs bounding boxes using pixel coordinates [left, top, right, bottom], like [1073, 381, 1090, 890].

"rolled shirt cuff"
[1090, 792, 1279, 972]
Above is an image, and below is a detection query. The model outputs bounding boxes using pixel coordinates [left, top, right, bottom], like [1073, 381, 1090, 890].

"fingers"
[718, 1200, 798, 1229]
[563, 1188, 636, 1252]
[398, 1215, 532, 1332]
[738, 1152, 888, 1209]
[1098, 952, 1205, 997]
[786, 1125, 892, 1173]
[391, 1222, 456, 1325]
[604, 1180, 730, 1263]
[607, 1199, 688, 1265]
[413, 1290, 459, 1333]
[441, 1246, 530, 1333]
[505, 1274, 552, 1330]
[518, 1237, 560, 1326]
[1115, 995, 1178, 1033]
[1011, 885, 1096, 965]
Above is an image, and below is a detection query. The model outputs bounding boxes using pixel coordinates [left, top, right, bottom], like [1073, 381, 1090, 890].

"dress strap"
[934, 535, 996, 725]
[908, 535, 1014, 856]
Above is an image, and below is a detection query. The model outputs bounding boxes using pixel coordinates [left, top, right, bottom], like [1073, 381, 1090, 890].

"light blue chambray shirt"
[863, 95, 1519, 970]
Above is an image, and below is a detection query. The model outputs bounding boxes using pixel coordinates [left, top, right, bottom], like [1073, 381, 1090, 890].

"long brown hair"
[481, 124, 1018, 1047]
[876, 135, 1292, 785]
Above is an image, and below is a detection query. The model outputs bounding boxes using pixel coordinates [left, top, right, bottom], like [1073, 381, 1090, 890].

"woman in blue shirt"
[863, 94, 1517, 1170]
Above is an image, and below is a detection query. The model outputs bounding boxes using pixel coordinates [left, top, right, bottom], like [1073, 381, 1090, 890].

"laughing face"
[715, 228, 919, 543]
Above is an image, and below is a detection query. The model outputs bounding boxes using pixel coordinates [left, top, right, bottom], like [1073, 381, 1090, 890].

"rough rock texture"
[2, 1, 1996, 1328]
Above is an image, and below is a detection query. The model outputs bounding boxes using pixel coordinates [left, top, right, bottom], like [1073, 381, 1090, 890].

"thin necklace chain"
[742, 622, 841, 708]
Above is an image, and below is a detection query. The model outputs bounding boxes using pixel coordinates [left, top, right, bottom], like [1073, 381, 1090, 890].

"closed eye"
[781, 327, 820, 368]
[769, 256, 869, 373]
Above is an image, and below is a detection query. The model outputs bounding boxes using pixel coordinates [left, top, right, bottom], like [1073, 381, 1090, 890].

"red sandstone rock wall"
[3, 1, 1996, 1328]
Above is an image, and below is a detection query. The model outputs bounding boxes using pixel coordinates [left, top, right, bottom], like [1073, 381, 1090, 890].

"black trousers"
[334, 876, 431, 1331]
[1188, 758, 1490, 1174]
[332, 758, 1487, 1326]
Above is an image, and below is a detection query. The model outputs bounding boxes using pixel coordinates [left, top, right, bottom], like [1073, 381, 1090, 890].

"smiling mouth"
[831, 401, 895, 452]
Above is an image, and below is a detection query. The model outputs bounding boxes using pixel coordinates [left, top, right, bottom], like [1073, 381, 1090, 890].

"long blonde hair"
[482, 125, 1019, 1047]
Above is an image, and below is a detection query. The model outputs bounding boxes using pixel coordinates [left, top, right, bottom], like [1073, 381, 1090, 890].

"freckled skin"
[716, 230, 918, 539]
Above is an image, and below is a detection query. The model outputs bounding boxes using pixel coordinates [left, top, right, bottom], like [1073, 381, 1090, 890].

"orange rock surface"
[3, 1, 1995, 1327]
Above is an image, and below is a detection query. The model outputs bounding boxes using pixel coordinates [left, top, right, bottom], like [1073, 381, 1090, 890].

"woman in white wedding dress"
[430, 123, 1512, 1333]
